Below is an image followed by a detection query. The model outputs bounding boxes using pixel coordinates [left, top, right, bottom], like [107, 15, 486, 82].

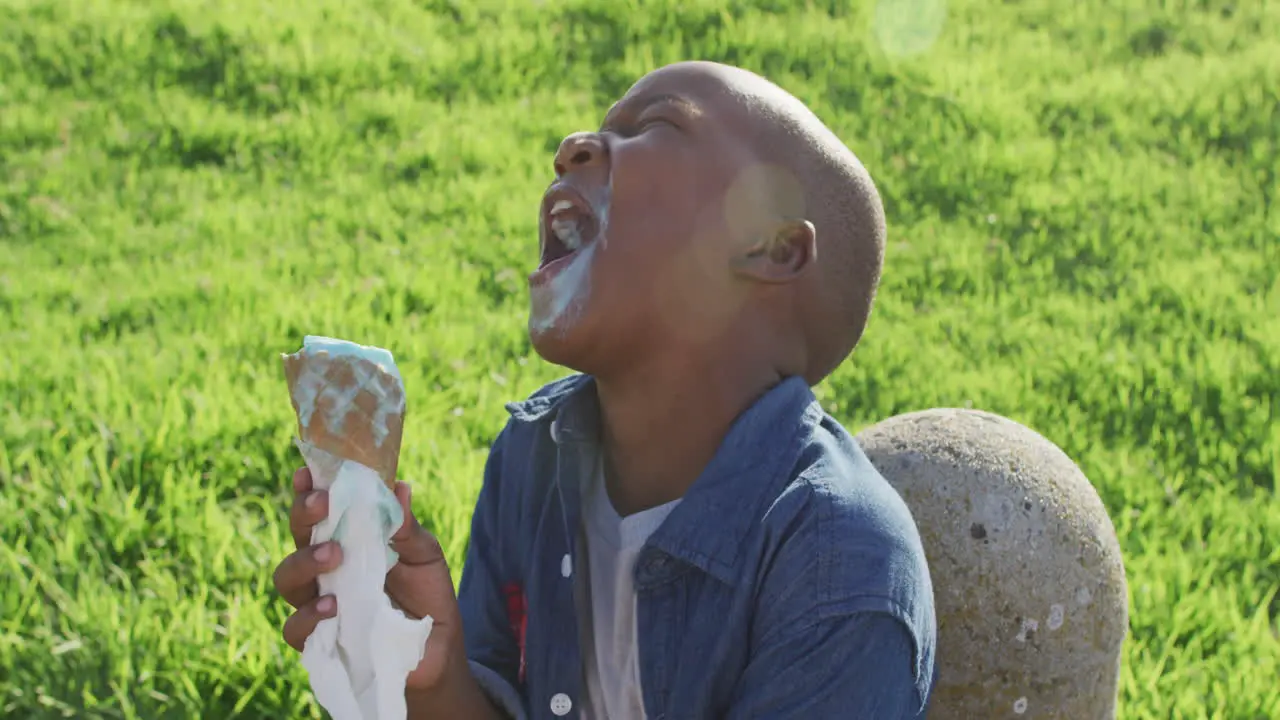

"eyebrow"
[601, 93, 702, 130]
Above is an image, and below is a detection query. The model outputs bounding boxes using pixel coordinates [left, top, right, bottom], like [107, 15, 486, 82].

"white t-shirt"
[575, 453, 681, 720]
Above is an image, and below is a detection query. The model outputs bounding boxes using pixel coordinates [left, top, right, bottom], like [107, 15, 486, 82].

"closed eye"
[637, 115, 676, 132]
[599, 94, 699, 136]
[599, 116, 672, 139]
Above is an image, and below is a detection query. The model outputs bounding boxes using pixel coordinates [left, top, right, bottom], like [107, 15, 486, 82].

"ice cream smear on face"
[281, 336, 432, 720]
[529, 175, 612, 334]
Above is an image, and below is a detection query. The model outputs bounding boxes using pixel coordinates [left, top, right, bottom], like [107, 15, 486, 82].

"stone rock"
[856, 408, 1128, 719]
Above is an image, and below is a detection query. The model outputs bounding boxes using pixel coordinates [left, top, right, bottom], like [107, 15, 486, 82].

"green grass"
[1, 0, 1277, 717]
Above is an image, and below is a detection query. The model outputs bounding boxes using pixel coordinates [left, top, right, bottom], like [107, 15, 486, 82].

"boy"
[273, 61, 936, 719]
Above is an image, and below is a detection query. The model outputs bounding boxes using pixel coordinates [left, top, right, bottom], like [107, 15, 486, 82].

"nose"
[553, 132, 607, 177]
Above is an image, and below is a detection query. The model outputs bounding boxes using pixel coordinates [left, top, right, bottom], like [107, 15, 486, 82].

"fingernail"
[306, 491, 323, 510]
[314, 543, 331, 563]
[317, 596, 335, 614]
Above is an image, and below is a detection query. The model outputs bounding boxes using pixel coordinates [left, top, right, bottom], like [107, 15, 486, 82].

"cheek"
[609, 142, 706, 238]
[632, 216, 738, 339]
[597, 146, 734, 313]
[610, 181, 705, 257]
[607, 155, 729, 279]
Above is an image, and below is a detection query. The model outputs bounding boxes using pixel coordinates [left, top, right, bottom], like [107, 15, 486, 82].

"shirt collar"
[504, 373, 600, 440]
[506, 373, 823, 586]
[647, 377, 822, 584]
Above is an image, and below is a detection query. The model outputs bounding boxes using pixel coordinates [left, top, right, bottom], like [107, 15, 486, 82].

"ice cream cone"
[282, 338, 406, 490]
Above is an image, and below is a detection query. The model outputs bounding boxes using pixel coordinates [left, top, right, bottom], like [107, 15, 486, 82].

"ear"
[731, 220, 816, 284]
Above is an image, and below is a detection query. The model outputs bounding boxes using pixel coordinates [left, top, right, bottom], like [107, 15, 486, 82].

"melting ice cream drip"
[592, 175, 611, 250]
[530, 244, 597, 335]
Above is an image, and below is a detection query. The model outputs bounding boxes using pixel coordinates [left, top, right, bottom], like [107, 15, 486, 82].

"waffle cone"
[282, 349, 406, 490]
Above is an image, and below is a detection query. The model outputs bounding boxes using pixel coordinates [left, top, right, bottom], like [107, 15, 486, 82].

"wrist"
[406, 652, 503, 720]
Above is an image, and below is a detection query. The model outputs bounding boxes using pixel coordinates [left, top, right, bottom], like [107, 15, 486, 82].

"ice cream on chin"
[282, 336, 406, 489]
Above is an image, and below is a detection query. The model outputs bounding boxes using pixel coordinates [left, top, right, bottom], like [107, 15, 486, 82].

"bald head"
[629, 62, 887, 384]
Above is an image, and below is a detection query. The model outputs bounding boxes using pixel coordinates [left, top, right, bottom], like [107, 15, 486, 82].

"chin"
[527, 316, 594, 374]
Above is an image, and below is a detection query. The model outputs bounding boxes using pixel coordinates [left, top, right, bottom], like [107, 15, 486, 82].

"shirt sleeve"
[456, 424, 528, 719]
[724, 611, 930, 719]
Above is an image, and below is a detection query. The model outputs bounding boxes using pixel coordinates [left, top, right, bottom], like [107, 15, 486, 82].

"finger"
[386, 556, 453, 622]
[389, 482, 446, 566]
[273, 541, 342, 609]
[389, 481, 417, 543]
[290, 489, 328, 550]
[292, 466, 313, 494]
[282, 594, 337, 652]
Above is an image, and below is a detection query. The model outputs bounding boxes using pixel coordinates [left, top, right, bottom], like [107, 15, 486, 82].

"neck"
[592, 348, 782, 517]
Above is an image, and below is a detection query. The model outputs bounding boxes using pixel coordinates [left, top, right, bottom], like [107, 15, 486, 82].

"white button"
[561, 553, 572, 578]
[550, 693, 572, 715]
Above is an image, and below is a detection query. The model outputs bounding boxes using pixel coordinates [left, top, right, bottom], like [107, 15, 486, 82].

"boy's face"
[527, 63, 767, 372]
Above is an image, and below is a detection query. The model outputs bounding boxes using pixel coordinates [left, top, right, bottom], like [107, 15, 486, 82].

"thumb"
[389, 482, 446, 567]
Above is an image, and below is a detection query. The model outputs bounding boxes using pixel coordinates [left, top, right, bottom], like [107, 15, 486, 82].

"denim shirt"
[457, 374, 937, 719]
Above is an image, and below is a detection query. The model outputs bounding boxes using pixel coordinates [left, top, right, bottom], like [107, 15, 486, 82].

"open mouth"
[539, 190, 600, 271]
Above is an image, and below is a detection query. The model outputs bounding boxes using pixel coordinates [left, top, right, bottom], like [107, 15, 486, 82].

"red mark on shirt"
[502, 582, 528, 684]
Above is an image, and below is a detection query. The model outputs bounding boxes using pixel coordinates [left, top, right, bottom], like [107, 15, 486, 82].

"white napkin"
[296, 438, 435, 720]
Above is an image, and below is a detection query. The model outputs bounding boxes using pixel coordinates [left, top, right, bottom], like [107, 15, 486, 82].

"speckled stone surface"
[857, 408, 1128, 719]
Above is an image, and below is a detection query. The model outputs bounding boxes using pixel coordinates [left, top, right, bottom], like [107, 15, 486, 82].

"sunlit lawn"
[2, 0, 1277, 717]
